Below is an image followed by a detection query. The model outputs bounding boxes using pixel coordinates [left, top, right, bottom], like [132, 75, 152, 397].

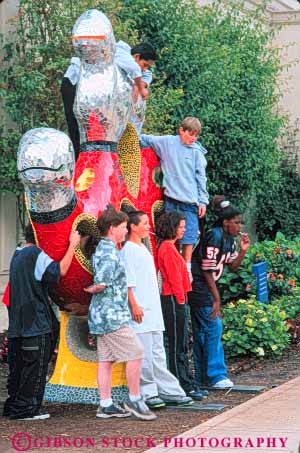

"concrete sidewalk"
[146, 376, 300, 453]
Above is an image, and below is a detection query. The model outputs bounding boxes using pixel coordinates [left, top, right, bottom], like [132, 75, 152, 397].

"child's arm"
[135, 77, 149, 100]
[120, 245, 144, 324]
[85, 243, 116, 294]
[128, 288, 144, 324]
[202, 271, 221, 319]
[142, 70, 152, 87]
[228, 234, 250, 272]
[84, 284, 106, 294]
[139, 134, 167, 157]
[195, 148, 209, 217]
[160, 247, 187, 304]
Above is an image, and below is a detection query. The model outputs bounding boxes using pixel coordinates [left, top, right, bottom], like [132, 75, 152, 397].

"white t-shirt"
[120, 241, 165, 334]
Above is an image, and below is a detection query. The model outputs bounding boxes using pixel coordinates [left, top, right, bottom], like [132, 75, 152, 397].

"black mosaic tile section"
[30, 196, 77, 224]
[44, 384, 128, 405]
[81, 141, 117, 153]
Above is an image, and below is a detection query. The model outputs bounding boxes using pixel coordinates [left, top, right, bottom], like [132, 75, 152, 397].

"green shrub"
[275, 293, 300, 320]
[1, 0, 285, 236]
[120, 0, 284, 213]
[223, 297, 290, 358]
[219, 232, 300, 303]
[256, 159, 300, 240]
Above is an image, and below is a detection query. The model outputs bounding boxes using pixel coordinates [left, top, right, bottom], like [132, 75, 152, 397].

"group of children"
[3, 39, 251, 422]
[83, 187, 250, 421]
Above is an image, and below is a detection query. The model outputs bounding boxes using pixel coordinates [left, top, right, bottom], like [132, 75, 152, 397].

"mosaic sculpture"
[17, 9, 163, 404]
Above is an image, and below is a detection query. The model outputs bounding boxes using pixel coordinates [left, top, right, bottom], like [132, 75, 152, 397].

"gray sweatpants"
[137, 331, 186, 399]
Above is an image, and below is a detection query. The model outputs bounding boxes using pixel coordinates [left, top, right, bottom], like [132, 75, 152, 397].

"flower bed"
[220, 232, 300, 358]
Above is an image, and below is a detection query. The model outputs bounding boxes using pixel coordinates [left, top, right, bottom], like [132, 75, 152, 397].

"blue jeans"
[190, 305, 228, 386]
[164, 197, 199, 245]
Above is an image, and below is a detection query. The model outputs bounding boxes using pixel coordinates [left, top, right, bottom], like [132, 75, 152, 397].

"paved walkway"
[146, 376, 300, 453]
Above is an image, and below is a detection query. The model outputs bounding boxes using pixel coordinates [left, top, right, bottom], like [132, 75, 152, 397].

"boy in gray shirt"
[140, 117, 209, 280]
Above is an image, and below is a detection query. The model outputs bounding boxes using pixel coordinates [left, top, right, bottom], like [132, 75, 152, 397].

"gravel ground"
[1, 343, 300, 452]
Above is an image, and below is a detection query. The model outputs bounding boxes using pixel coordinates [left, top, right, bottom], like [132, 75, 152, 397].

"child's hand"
[84, 284, 106, 294]
[69, 230, 81, 248]
[240, 233, 250, 252]
[211, 300, 221, 320]
[198, 205, 206, 218]
[139, 87, 149, 100]
[131, 303, 144, 324]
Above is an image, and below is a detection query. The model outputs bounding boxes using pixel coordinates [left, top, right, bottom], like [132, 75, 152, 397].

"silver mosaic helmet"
[72, 9, 115, 65]
[17, 128, 75, 212]
[72, 10, 133, 145]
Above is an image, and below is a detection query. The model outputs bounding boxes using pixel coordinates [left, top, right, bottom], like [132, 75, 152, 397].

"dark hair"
[97, 206, 128, 236]
[131, 43, 157, 61]
[24, 223, 36, 244]
[127, 210, 147, 235]
[212, 195, 241, 226]
[155, 211, 185, 241]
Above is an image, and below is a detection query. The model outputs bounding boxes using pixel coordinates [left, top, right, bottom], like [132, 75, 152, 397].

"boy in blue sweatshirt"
[140, 117, 209, 279]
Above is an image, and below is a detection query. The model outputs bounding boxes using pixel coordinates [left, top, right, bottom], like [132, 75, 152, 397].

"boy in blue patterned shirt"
[85, 207, 156, 421]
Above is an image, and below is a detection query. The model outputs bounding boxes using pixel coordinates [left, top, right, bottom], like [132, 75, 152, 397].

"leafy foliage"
[0, 0, 135, 193]
[223, 297, 290, 358]
[2, 1, 284, 207]
[255, 159, 300, 240]
[218, 233, 300, 357]
[219, 232, 300, 303]
[119, 0, 284, 210]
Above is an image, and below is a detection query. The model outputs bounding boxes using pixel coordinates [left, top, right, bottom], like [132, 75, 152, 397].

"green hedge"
[223, 297, 290, 358]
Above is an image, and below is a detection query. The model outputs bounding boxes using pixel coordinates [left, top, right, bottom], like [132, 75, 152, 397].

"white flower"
[255, 347, 265, 356]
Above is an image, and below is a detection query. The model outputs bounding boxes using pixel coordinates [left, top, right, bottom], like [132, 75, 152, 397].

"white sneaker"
[212, 378, 234, 389]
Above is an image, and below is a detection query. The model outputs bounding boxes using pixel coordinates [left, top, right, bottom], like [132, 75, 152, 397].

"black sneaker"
[187, 389, 206, 401]
[96, 403, 131, 419]
[124, 398, 157, 421]
[11, 408, 50, 420]
[161, 395, 193, 406]
[145, 396, 166, 409]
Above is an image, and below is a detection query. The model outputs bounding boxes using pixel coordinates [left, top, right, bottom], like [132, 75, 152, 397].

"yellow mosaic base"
[49, 312, 127, 388]
[118, 123, 141, 198]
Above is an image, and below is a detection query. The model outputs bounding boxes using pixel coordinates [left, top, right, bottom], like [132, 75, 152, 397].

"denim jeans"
[190, 305, 228, 386]
[164, 197, 199, 245]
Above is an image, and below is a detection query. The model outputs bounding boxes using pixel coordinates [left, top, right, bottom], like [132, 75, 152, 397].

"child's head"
[212, 196, 242, 237]
[131, 43, 157, 71]
[97, 206, 128, 242]
[126, 210, 150, 239]
[155, 211, 186, 242]
[178, 117, 202, 145]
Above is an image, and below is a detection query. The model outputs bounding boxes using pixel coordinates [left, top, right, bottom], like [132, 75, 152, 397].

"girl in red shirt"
[156, 211, 205, 401]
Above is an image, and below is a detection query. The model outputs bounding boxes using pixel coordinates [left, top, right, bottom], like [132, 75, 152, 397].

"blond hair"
[179, 117, 202, 134]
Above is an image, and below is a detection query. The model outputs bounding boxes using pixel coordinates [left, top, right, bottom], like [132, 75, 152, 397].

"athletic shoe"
[199, 389, 209, 397]
[161, 395, 193, 406]
[11, 408, 50, 420]
[145, 396, 166, 409]
[211, 378, 234, 389]
[96, 403, 131, 419]
[124, 398, 157, 420]
[187, 389, 205, 401]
